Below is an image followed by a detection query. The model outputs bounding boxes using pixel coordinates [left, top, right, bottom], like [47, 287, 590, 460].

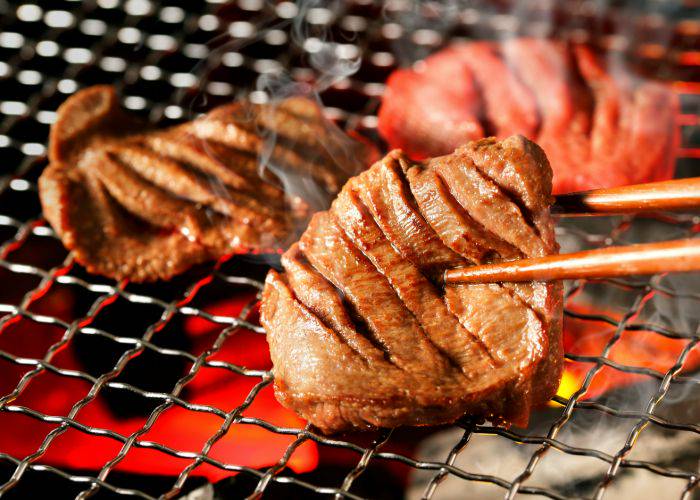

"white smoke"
[172, 0, 371, 250]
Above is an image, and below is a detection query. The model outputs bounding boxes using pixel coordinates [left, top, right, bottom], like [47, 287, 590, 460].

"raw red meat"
[378, 46, 484, 159]
[377, 39, 679, 194]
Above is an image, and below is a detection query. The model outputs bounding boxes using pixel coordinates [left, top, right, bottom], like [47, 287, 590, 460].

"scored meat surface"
[39, 86, 374, 281]
[261, 135, 564, 434]
[378, 39, 679, 194]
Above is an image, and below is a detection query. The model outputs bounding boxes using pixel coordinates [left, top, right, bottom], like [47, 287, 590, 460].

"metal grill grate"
[0, 1, 699, 498]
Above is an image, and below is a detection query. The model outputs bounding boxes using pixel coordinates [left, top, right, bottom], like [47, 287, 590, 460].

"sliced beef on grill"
[299, 211, 454, 379]
[626, 83, 678, 185]
[331, 185, 494, 374]
[39, 85, 374, 281]
[41, 163, 208, 281]
[427, 149, 547, 258]
[501, 38, 593, 194]
[262, 136, 564, 434]
[443, 283, 545, 422]
[439, 136, 563, 408]
[572, 45, 678, 189]
[354, 151, 464, 276]
[377, 46, 484, 159]
[48, 85, 139, 162]
[144, 131, 299, 221]
[281, 244, 391, 366]
[263, 271, 409, 413]
[409, 139, 562, 420]
[188, 97, 370, 199]
[461, 135, 557, 252]
[452, 41, 540, 139]
[377, 38, 679, 194]
[263, 270, 502, 432]
[106, 142, 290, 234]
[82, 149, 205, 234]
[404, 165, 521, 264]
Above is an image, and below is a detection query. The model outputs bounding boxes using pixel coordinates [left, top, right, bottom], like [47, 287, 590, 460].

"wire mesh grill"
[0, 0, 699, 498]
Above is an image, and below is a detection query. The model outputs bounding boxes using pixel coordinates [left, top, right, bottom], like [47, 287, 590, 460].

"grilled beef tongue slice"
[261, 136, 563, 434]
[39, 85, 374, 281]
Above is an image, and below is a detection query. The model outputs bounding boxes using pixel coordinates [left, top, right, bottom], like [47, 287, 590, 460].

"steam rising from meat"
[253, 80, 363, 214]
[39, 84, 375, 281]
[255, 0, 366, 213]
[381, 0, 685, 68]
[183, 0, 369, 227]
[378, 5, 680, 192]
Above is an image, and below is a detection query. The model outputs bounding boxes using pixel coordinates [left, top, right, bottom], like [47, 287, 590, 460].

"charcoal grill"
[0, 0, 699, 498]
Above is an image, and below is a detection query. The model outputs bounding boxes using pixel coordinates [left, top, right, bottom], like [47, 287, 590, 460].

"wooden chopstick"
[553, 177, 700, 216]
[444, 238, 700, 284]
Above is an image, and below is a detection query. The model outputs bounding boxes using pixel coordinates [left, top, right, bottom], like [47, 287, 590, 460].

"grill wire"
[0, 0, 699, 498]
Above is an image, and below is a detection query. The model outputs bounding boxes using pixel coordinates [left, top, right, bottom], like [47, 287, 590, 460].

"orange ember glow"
[3, 280, 699, 478]
[677, 51, 700, 66]
[0, 291, 318, 481]
[555, 302, 700, 403]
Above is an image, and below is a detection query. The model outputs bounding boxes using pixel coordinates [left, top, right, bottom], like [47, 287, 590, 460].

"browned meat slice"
[463, 136, 552, 216]
[189, 100, 363, 198]
[48, 85, 137, 162]
[428, 150, 547, 258]
[263, 270, 506, 432]
[332, 186, 494, 374]
[414, 137, 562, 412]
[408, 141, 562, 411]
[40, 162, 208, 282]
[529, 280, 564, 407]
[300, 212, 453, 379]
[262, 136, 564, 434]
[147, 130, 276, 192]
[410, 136, 563, 421]
[145, 131, 302, 221]
[443, 283, 546, 423]
[262, 96, 372, 179]
[108, 143, 288, 226]
[281, 244, 389, 366]
[83, 149, 204, 234]
[39, 85, 374, 281]
[354, 152, 463, 275]
[405, 164, 520, 264]
[263, 270, 408, 407]
[462, 135, 557, 251]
